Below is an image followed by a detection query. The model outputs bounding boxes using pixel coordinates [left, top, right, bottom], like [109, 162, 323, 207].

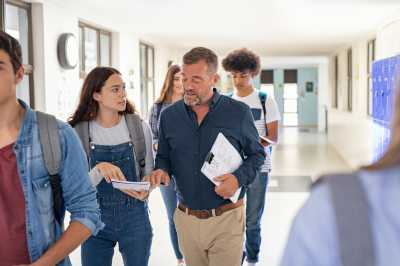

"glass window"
[4, 0, 34, 107]
[139, 42, 155, 118]
[283, 83, 298, 126]
[347, 48, 353, 112]
[333, 56, 338, 108]
[260, 84, 275, 99]
[284, 99, 297, 113]
[100, 33, 110, 66]
[147, 45, 155, 103]
[367, 39, 376, 116]
[84, 27, 98, 73]
[79, 26, 84, 73]
[5, 4, 28, 64]
[79, 23, 112, 77]
[140, 43, 147, 117]
[0, 0, 4, 30]
[283, 83, 298, 99]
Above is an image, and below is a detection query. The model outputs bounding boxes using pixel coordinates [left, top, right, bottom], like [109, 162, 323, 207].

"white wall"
[327, 40, 375, 168]
[376, 17, 400, 60]
[31, 0, 180, 121]
[327, 11, 400, 168]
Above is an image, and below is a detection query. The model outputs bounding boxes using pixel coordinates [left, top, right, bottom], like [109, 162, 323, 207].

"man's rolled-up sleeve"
[233, 107, 266, 187]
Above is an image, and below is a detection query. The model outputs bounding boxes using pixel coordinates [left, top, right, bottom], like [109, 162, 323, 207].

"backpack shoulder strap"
[36, 111, 64, 225]
[258, 90, 267, 117]
[125, 114, 146, 178]
[36, 111, 61, 175]
[155, 102, 163, 122]
[258, 90, 269, 138]
[73, 121, 90, 157]
[314, 173, 375, 266]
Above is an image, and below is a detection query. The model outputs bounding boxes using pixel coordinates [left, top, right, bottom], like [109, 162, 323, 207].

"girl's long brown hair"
[364, 78, 400, 170]
[156, 64, 181, 104]
[69, 67, 136, 127]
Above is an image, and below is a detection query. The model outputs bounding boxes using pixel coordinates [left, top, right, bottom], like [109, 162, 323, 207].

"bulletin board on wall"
[371, 55, 400, 161]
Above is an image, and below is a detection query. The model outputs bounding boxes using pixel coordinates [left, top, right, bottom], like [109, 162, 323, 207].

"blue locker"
[371, 55, 400, 162]
[372, 55, 400, 125]
[378, 61, 384, 122]
[386, 88, 393, 122]
[372, 62, 380, 120]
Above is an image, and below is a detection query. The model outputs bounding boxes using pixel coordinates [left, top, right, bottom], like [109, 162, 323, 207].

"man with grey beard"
[148, 47, 265, 266]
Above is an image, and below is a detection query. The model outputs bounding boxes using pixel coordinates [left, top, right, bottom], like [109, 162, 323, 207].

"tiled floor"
[68, 127, 350, 266]
[254, 127, 350, 266]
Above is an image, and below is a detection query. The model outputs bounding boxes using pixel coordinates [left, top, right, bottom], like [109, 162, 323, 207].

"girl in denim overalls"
[69, 67, 154, 266]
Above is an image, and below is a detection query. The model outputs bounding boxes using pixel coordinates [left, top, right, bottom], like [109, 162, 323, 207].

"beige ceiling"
[69, 0, 400, 56]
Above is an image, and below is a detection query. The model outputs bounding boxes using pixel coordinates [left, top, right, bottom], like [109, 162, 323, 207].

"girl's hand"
[95, 162, 126, 182]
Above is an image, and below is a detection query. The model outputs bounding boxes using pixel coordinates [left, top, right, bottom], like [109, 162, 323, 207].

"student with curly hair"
[223, 48, 281, 266]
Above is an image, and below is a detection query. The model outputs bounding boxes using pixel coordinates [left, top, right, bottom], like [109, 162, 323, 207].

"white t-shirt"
[233, 90, 281, 172]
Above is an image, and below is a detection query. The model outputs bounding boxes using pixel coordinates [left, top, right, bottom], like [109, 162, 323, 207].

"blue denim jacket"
[15, 101, 104, 265]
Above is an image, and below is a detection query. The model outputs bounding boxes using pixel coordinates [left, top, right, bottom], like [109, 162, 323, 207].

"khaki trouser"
[173, 205, 245, 266]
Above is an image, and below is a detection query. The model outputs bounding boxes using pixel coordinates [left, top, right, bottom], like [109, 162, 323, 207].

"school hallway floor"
[67, 127, 350, 266]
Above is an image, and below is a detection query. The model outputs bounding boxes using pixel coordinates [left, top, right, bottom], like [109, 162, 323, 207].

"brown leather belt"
[178, 199, 243, 219]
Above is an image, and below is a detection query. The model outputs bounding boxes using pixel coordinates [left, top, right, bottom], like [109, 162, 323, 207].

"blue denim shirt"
[15, 101, 104, 265]
[281, 166, 400, 266]
[155, 90, 265, 210]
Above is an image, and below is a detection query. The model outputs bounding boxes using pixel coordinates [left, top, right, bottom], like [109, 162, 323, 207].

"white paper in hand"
[111, 180, 150, 191]
[201, 133, 243, 202]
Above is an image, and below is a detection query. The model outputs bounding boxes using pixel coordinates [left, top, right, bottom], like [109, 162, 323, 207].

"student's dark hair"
[222, 48, 261, 76]
[69, 67, 136, 127]
[183, 47, 218, 73]
[0, 31, 23, 73]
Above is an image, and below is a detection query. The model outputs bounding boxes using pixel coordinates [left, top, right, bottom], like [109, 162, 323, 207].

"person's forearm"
[89, 167, 103, 186]
[32, 221, 92, 266]
[260, 135, 275, 146]
[266, 121, 279, 143]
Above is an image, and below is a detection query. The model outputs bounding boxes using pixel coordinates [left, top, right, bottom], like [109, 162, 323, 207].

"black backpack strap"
[314, 174, 375, 266]
[258, 90, 268, 136]
[36, 111, 64, 225]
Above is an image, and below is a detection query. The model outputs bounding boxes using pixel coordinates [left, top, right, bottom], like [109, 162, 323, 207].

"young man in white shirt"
[222, 48, 281, 266]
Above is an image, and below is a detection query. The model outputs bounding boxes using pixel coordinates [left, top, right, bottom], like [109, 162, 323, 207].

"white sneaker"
[247, 263, 256, 266]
